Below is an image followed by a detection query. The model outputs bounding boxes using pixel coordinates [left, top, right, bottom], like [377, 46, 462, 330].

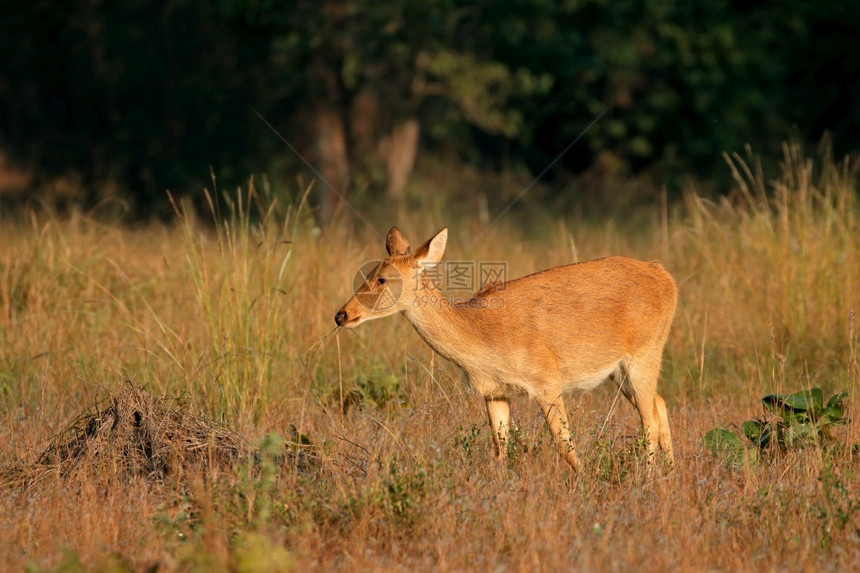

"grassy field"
[1, 142, 859, 571]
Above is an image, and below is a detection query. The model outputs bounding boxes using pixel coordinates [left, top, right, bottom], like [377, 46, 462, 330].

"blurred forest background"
[1, 0, 859, 220]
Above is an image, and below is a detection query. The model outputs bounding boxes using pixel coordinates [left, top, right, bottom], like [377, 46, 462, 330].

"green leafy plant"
[503, 421, 531, 464]
[591, 428, 659, 484]
[815, 463, 860, 549]
[384, 461, 427, 524]
[341, 369, 405, 413]
[704, 388, 848, 464]
[454, 423, 484, 462]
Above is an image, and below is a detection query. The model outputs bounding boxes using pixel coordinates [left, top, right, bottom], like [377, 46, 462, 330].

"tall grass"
[676, 140, 858, 400]
[1, 143, 858, 571]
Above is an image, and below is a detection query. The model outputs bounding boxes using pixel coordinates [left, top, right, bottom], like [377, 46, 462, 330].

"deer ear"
[386, 227, 411, 255]
[414, 228, 448, 266]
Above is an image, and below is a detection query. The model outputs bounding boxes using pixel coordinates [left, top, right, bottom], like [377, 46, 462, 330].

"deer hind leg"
[538, 392, 582, 471]
[619, 355, 674, 464]
[654, 393, 674, 462]
[485, 396, 511, 460]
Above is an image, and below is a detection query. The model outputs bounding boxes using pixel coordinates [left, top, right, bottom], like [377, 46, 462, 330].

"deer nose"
[334, 311, 347, 326]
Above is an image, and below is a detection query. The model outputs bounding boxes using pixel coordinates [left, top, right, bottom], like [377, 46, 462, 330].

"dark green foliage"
[758, 389, 848, 448]
[704, 388, 849, 465]
[0, 2, 272, 212]
[1, 0, 858, 212]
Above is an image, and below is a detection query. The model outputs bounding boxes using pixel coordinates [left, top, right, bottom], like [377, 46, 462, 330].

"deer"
[334, 227, 676, 471]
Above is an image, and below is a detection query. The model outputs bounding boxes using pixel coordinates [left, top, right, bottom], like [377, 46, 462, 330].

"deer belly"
[562, 363, 619, 393]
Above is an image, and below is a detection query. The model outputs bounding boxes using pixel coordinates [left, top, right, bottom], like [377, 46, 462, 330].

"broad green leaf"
[821, 406, 845, 421]
[787, 422, 815, 446]
[742, 420, 766, 443]
[703, 428, 743, 455]
[762, 394, 786, 415]
[819, 409, 848, 426]
[783, 388, 823, 414]
[745, 421, 775, 449]
[786, 410, 811, 424]
[826, 392, 847, 416]
[817, 413, 836, 427]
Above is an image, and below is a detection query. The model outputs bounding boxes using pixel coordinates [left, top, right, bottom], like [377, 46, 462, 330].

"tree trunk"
[349, 88, 380, 159]
[382, 118, 420, 200]
[314, 104, 350, 225]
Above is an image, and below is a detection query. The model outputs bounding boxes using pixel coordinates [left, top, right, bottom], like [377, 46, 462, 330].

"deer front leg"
[539, 397, 582, 471]
[485, 397, 511, 460]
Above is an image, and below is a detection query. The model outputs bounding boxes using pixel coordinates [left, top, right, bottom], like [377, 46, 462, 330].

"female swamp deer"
[334, 227, 676, 470]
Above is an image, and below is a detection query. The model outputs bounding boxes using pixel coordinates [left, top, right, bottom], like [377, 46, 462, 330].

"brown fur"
[335, 227, 677, 471]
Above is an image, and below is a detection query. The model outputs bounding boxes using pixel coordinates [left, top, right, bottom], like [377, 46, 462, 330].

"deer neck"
[402, 285, 473, 366]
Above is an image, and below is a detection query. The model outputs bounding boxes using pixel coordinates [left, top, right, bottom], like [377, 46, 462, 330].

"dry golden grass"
[1, 142, 859, 571]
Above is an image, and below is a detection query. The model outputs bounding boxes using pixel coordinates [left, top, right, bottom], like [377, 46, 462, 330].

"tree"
[238, 0, 548, 221]
[1, 0, 858, 218]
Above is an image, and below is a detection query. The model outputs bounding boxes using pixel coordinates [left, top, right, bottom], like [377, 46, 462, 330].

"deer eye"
[377, 277, 387, 285]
